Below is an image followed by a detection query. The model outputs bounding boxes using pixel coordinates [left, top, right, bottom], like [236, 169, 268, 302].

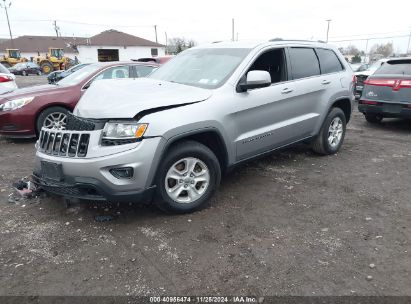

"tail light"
[365, 78, 411, 91]
[0, 75, 13, 83]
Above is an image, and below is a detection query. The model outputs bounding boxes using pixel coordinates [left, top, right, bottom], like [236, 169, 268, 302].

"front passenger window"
[248, 48, 287, 84]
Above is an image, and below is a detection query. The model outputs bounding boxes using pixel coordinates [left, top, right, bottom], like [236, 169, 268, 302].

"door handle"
[281, 88, 293, 94]
[321, 80, 331, 85]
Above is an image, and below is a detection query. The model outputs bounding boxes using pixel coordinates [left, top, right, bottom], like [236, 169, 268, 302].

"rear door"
[362, 60, 411, 108]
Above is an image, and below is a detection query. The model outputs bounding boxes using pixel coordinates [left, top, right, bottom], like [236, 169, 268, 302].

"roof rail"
[269, 38, 327, 43]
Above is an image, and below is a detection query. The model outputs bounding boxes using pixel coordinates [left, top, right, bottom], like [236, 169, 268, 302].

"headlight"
[0, 96, 35, 111]
[102, 122, 148, 139]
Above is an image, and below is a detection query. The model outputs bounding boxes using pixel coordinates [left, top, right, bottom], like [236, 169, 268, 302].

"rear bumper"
[32, 173, 156, 203]
[358, 103, 411, 119]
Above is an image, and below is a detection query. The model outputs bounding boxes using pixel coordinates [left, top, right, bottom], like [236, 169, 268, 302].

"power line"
[329, 30, 410, 39]
[329, 34, 410, 43]
[0, 18, 153, 28]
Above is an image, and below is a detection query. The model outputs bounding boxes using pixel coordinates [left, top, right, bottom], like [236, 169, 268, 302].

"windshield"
[13, 63, 26, 69]
[374, 60, 411, 75]
[51, 49, 64, 59]
[9, 50, 20, 58]
[149, 48, 251, 89]
[57, 64, 100, 86]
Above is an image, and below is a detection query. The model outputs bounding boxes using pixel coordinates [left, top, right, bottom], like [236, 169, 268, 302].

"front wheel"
[36, 106, 69, 135]
[22, 70, 27, 76]
[312, 107, 346, 155]
[154, 141, 221, 213]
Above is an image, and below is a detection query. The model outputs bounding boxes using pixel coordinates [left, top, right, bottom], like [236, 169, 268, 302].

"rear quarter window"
[374, 60, 411, 75]
[288, 48, 320, 79]
[316, 48, 344, 74]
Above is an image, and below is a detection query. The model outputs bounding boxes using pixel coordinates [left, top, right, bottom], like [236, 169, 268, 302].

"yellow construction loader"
[34, 48, 73, 74]
[0, 49, 28, 68]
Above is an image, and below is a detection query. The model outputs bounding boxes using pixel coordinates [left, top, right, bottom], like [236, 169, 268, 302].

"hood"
[74, 78, 213, 119]
[0, 84, 72, 102]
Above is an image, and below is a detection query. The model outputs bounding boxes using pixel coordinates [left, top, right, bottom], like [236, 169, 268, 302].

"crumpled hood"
[0, 84, 71, 102]
[74, 78, 212, 119]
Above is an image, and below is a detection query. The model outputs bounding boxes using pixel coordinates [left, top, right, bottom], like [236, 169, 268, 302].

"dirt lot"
[0, 76, 410, 296]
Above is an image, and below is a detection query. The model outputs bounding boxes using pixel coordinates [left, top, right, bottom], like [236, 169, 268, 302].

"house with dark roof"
[76, 29, 165, 63]
[0, 35, 84, 60]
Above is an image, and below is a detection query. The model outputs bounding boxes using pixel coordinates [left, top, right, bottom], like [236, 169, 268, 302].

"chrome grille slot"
[68, 134, 79, 157]
[60, 133, 70, 156]
[39, 129, 90, 158]
[52, 133, 62, 155]
[77, 134, 90, 157]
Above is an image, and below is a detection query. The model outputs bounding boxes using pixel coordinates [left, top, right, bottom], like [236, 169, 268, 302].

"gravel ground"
[0, 77, 409, 296]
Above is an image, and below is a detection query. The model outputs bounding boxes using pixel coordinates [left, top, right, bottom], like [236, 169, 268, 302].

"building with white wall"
[76, 29, 165, 63]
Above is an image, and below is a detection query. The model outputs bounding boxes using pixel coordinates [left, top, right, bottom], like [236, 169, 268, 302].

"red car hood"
[0, 84, 74, 102]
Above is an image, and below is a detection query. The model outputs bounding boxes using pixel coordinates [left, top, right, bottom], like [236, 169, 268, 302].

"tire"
[41, 62, 53, 74]
[154, 140, 221, 214]
[312, 107, 346, 155]
[22, 70, 27, 76]
[36, 106, 69, 135]
[365, 114, 383, 123]
[37, 70, 42, 76]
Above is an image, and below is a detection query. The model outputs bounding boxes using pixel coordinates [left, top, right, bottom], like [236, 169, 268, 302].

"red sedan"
[0, 61, 158, 138]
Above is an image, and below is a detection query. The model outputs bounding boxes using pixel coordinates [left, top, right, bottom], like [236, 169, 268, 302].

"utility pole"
[365, 39, 369, 63]
[236, 32, 239, 41]
[1, 0, 13, 47]
[53, 20, 60, 37]
[325, 19, 332, 43]
[407, 27, 411, 54]
[154, 25, 158, 43]
[232, 18, 235, 41]
[165, 31, 168, 54]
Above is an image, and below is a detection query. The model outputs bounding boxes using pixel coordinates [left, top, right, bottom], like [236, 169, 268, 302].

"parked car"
[350, 63, 369, 72]
[33, 40, 354, 213]
[8, 62, 42, 76]
[47, 63, 90, 84]
[358, 58, 411, 123]
[354, 59, 389, 99]
[0, 61, 158, 137]
[0, 62, 17, 95]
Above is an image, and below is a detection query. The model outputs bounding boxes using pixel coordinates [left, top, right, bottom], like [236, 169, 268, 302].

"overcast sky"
[1, 0, 410, 53]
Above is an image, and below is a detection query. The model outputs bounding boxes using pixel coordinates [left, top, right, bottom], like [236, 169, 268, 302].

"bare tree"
[167, 37, 197, 55]
[370, 42, 394, 58]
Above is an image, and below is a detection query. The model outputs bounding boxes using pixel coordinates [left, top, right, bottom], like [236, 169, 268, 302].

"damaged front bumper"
[33, 131, 164, 203]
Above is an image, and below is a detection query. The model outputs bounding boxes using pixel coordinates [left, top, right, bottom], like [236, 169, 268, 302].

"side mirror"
[238, 70, 271, 92]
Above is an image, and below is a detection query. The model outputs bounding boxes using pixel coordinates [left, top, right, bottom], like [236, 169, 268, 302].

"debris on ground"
[8, 178, 42, 204]
[94, 215, 114, 222]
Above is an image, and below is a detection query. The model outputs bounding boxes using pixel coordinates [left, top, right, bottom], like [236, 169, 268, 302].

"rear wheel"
[36, 106, 69, 134]
[312, 107, 346, 155]
[365, 114, 383, 123]
[22, 70, 27, 76]
[37, 70, 42, 76]
[155, 141, 221, 213]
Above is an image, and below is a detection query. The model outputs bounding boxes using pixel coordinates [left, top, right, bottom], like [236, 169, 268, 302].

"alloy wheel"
[165, 157, 210, 204]
[328, 117, 343, 148]
[43, 112, 67, 130]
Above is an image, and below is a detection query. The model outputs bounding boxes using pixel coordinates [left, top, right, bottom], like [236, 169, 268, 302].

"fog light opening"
[110, 167, 134, 179]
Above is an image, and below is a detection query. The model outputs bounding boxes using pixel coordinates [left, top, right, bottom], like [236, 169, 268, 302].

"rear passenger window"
[316, 48, 343, 74]
[288, 48, 320, 79]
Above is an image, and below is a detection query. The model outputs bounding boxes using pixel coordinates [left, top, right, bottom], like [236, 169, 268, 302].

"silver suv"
[33, 40, 355, 213]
